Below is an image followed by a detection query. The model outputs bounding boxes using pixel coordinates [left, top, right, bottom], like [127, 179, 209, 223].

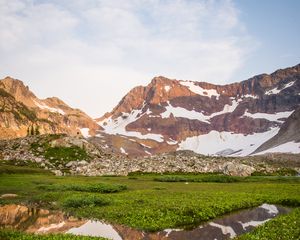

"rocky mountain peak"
[0, 76, 102, 139]
[1, 77, 37, 107]
[96, 64, 300, 157]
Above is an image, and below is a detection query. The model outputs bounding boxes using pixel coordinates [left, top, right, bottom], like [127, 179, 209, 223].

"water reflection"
[0, 203, 290, 240]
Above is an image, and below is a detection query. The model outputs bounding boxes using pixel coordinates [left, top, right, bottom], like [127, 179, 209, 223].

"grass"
[0, 230, 109, 240]
[252, 168, 298, 176]
[0, 164, 52, 175]
[236, 208, 300, 240]
[0, 170, 299, 233]
[154, 174, 241, 183]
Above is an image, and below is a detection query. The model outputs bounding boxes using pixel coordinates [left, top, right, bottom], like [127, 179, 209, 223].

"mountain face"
[96, 64, 300, 156]
[253, 107, 300, 155]
[0, 77, 101, 139]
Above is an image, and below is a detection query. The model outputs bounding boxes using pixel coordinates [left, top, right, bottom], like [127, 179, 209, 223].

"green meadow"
[0, 165, 299, 239]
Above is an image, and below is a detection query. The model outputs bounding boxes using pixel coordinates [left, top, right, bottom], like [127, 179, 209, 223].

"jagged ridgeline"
[0, 64, 300, 157]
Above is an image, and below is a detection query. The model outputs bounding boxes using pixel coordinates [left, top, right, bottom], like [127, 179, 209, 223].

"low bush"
[62, 195, 110, 208]
[38, 183, 127, 193]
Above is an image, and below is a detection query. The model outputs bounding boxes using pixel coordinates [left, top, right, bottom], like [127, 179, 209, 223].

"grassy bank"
[236, 207, 300, 240]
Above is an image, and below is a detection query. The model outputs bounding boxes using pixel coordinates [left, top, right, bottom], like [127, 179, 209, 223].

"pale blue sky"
[0, 0, 299, 117]
[233, 0, 300, 81]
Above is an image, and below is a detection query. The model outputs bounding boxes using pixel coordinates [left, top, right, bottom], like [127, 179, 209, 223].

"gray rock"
[0, 193, 18, 199]
[223, 162, 255, 177]
[52, 170, 63, 176]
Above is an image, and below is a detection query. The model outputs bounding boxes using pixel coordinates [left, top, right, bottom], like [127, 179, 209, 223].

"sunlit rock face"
[0, 77, 101, 140]
[95, 64, 300, 156]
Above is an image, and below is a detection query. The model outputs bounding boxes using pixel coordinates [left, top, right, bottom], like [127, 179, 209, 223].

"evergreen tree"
[30, 125, 34, 136]
[35, 125, 40, 135]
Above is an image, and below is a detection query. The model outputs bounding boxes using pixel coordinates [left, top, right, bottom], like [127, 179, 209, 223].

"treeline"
[27, 125, 40, 136]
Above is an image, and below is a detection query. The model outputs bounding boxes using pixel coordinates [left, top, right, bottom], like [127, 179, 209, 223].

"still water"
[0, 203, 289, 240]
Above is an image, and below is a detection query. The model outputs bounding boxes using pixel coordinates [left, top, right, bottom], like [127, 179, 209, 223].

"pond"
[0, 203, 290, 240]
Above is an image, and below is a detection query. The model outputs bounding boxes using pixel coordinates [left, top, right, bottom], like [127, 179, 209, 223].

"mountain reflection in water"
[0, 203, 290, 240]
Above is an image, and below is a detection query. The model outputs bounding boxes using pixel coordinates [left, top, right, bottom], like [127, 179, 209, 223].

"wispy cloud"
[0, 0, 256, 117]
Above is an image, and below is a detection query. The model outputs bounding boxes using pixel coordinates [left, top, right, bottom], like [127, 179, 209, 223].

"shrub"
[62, 195, 110, 208]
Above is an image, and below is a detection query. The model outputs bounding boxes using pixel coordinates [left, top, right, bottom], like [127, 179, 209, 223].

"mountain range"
[1, 64, 300, 157]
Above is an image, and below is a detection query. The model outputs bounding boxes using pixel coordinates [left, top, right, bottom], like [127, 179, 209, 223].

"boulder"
[223, 162, 255, 177]
[0, 194, 18, 199]
[52, 170, 63, 176]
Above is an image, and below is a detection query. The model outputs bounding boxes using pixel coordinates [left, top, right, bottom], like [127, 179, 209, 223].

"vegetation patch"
[62, 195, 110, 208]
[252, 168, 298, 176]
[44, 146, 89, 162]
[38, 183, 127, 193]
[0, 164, 51, 175]
[30, 135, 90, 165]
[154, 174, 241, 183]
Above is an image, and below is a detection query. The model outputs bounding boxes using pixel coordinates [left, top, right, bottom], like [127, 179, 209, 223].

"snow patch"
[167, 139, 178, 145]
[145, 150, 152, 155]
[164, 85, 171, 92]
[80, 128, 90, 138]
[254, 141, 300, 155]
[98, 109, 164, 142]
[161, 100, 240, 123]
[265, 81, 296, 95]
[120, 147, 127, 155]
[177, 128, 279, 156]
[161, 104, 210, 123]
[242, 110, 294, 122]
[180, 81, 220, 99]
[209, 99, 241, 118]
[34, 100, 65, 115]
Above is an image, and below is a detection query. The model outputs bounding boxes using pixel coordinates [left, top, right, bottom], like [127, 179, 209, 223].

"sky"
[0, 0, 299, 118]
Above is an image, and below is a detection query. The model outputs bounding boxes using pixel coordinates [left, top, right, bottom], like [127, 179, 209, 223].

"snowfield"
[177, 128, 280, 156]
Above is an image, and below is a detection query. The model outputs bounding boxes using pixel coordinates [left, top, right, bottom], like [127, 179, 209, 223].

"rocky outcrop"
[0, 77, 101, 140]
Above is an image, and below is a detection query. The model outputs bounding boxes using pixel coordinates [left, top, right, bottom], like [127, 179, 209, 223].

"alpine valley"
[1, 64, 300, 159]
[1, 64, 300, 240]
